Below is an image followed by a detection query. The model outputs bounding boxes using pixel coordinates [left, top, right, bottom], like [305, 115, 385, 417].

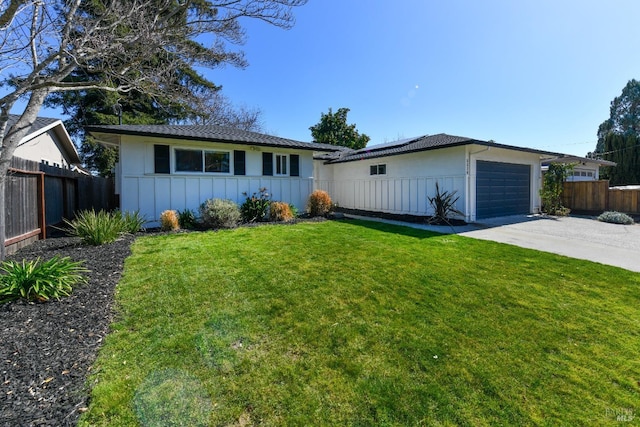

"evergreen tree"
[602, 133, 640, 185]
[591, 79, 640, 185]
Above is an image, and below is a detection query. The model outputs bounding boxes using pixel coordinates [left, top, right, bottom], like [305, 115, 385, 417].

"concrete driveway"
[345, 214, 640, 273]
[458, 215, 640, 273]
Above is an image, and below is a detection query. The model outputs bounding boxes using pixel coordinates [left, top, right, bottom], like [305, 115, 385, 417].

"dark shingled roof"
[325, 133, 562, 163]
[86, 124, 345, 152]
[5, 114, 59, 138]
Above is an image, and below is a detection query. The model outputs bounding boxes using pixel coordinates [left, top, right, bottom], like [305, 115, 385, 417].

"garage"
[476, 161, 531, 219]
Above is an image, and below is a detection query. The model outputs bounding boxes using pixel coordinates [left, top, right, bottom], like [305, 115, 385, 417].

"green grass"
[80, 220, 640, 426]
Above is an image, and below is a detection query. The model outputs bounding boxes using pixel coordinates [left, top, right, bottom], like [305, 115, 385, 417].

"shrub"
[199, 198, 241, 229]
[118, 210, 146, 233]
[597, 211, 634, 225]
[270, 201, 295, 222]
[160, 210, 180, 231]
[307, 190, 332, 217]
[0, 256, 88, 303]
[288, 203, 299, 218]
[64, 209, 124, 245]
[240, 187, 271, 223]
[178, 209, 197, 229]
[540, 163, 573, 215]
[427, 182, 464, 225]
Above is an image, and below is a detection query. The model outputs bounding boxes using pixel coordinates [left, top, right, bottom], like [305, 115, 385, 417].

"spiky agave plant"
[427, 182, 464, 225]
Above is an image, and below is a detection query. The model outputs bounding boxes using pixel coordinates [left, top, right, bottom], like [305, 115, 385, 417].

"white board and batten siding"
[316, 144, 544, 222]
[118, 135, 314, 226]
[317, 145, 467, 218]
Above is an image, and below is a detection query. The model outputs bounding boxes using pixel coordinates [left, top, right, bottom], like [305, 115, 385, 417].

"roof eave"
[327, 139, 564, 164]
[86, 126, 340, 152]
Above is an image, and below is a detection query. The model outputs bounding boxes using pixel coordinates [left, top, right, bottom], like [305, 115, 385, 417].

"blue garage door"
[476, 161, 531, 219]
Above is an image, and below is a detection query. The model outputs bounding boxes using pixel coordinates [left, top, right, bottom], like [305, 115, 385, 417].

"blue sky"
[208, 0, 640, 155]
[31, 0, 640, 156]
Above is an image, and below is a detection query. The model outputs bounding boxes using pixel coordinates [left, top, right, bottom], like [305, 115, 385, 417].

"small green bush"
[199, 199, 241, 229]
[270, 201, 294, 222]
[160, 210, 180, 231]
[178, 209, 197, 229]
[0, 256, 88, 303]
[64, 209, 124, 245]
[240, 188, 271, 223]
[288, 203, 299, 218]
[597, 211, 634, 225]
[307, 190, 332, 217]
[118, 210, 146, 233]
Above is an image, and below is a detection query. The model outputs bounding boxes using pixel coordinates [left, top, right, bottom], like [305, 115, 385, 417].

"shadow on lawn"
[342, 218, 445, 239]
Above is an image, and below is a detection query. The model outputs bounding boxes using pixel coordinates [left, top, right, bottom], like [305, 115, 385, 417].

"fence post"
[37, 171, 46, 240]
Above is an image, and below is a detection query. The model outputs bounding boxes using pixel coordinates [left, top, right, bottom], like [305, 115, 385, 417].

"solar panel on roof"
[355, 136, 425, 153]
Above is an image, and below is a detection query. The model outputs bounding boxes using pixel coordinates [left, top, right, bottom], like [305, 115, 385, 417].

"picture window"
[175, 149, 230, 173]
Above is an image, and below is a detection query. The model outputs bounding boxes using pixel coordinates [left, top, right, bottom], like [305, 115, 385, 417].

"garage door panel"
[476, 161, 531, 219]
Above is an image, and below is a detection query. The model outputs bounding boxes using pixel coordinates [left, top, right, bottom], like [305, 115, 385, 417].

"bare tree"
[179, 91, 264, 131]
[0, 0, 305, 258]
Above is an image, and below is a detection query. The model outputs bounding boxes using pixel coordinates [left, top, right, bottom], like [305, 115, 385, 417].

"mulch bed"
[0, 234, 136, 427]
[0, 218, 332, 426]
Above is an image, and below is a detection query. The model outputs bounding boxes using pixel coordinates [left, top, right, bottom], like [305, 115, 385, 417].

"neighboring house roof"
[541, 155, 617, 167]
[5, 114, 81, 164]
[322, 133, 563, 164]
[86, 124, 344, 152]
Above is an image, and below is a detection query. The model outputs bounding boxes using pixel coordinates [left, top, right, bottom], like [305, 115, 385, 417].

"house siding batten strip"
[121, 175, 313, 226]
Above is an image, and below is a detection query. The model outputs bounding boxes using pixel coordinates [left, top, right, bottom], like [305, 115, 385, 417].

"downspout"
[467, 146, 491, 222]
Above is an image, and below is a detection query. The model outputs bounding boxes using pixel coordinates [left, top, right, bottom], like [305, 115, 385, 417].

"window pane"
[370, 165, 377, 175]
[154, 145, 170, 174]
[275, 154, 287, 175]
[205, 151, 230, 173]
[378, 164, 386, 175]
[176, 149, 202, 172]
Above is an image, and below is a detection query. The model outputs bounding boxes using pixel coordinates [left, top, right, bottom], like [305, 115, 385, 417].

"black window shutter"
[262, 152, 273, 176]
[154, 144, 170, 174]
[234, 150, 246, 175]
[290, 154, 300, 177]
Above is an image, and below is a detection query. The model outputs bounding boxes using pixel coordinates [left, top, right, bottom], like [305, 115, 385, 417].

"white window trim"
[275, 153, 288, 176]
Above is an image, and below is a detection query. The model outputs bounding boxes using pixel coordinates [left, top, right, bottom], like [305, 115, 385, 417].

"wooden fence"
[562, 180, 640, 214]
[5, 157, 116, 254]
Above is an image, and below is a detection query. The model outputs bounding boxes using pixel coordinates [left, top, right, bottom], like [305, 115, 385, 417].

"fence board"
[563, 180, 640, 214]
[6, 169, 40, 238]
[5, 157, 116, 254]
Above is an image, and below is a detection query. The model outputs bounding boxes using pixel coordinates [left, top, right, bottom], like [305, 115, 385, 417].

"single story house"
[7, 114, 81, 168]
[314, 134, 566, 222]
[541, 156, 616, 182]
[86, 124, 340, 226]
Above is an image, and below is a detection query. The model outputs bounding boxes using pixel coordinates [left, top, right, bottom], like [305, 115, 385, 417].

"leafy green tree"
[309, 107, 370, 150]
[0, 0, 306, 259]
[589, 79, 640, 185]
[593, 79, 640, 154]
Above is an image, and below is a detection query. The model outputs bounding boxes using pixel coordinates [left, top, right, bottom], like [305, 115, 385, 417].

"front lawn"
[80, 220, 640, 426]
